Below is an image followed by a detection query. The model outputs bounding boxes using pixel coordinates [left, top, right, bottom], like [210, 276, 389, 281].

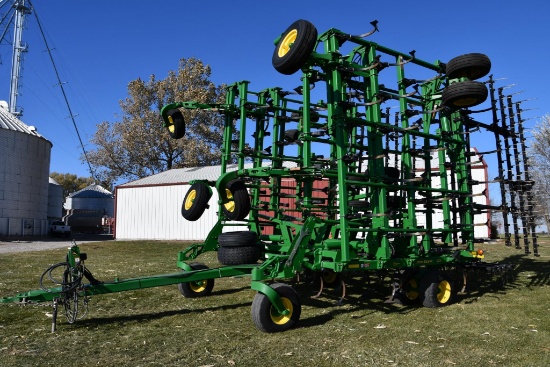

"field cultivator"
[1, 20, 535, 332]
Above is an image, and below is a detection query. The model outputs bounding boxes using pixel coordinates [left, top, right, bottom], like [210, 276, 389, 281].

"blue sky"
[0, 0, 548, 187]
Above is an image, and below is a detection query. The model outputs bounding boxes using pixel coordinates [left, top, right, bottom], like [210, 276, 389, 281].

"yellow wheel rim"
[437, 280, 452, 303]
[322, 270, 338, 284]
[224, 189, 235, 213]
[185, 190, 197, 210]
[406, 279, 419, 300]
[189, 281, 207, 293]
[168, 115, 175, 132]
[270, 297, 293, 325]
[278, 29, 297, 57]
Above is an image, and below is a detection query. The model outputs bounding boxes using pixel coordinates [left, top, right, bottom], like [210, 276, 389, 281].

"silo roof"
[69, 184, 114, 199]
[0, 102, 49, 141]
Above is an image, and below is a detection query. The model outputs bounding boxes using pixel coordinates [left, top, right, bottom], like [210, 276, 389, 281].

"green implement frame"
[3, 20, 515, 333]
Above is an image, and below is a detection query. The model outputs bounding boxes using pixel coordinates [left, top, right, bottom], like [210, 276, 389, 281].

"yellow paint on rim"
[189, 281, 207, 293]
[406, 279, 419, 300]
[270, 297, 293, 325]
[278, 29, 298, 58]
[224, 188, 235, 213]
[437, 280, 452, 303]
[322, 270, 338, 284]
[184, 190, 197, 210]
[167, 115, 176, 133]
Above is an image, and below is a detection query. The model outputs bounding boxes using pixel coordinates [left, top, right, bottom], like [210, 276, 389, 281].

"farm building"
[0, 101, 52, 236]
[63, 184, 115, 234]
[114, 151, 491, 241]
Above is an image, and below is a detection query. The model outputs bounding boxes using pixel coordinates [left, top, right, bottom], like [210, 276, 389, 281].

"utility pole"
[9, 0, 31, 116]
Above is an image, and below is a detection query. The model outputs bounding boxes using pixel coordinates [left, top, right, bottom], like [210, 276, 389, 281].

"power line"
[28, 0, 96, 180]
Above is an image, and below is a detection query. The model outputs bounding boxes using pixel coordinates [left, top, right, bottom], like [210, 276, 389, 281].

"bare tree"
[528, 114, 550, 230]
[85, 58, 230, 183]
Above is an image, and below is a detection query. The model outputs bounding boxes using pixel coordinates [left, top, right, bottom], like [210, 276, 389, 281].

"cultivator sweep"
[2, 20, 537, 332]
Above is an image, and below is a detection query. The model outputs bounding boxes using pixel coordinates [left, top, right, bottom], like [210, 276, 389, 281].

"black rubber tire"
[218, 245, 260, 265]
[178, 263, 214, 298]
[218, 231, 258, 248]
[419, 271, 454, 308]
[320, 269, 341, 288]
[272, 19, 318, 75]
[446, 53, 491, 81]
[441, 81, 488, 109]
[222, 180, 251, 221]
[166, 108, 185, 139]
[181, 182, 211, 221]
[399, 270, 420, 305]
[383, 167, 400, 184]
[251, 283, 301, 333]
[284, 129, 300, 142]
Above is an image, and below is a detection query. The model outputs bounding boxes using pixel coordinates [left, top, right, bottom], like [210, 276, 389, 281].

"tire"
[165, 108, 185, 139]
[284, 129, 300, 142]
[181, 182, 212, 221]
[178, 263, 214, 298]
[383, 167, 400, 184]
[446, 53, 491, 80]
[273, 19, 318, 75]
[320, 269, 341, 288]
[251, 283, 301, 333]
[218, 245, 260, 265]
[222, 180, 251, 221]
[419, 271, 454, 308]
[400, 270, 420, 305]
[441, 81, 488, 109]
[218, 231, 258, 248]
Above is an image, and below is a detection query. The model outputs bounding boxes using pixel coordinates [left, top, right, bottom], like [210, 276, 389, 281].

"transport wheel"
[222, 180, 251, 221]
[272, 19, 318, 75]
[181, 182, 211, 221]
[178, 263, 214, 298]
[165, 108, 185, 139]
[218, 245, 260, 265]
[251, 283, 301, 333]
[419, 271, 454, 308]
[441, 81, 488, 109]
[284, 129, 300, 142]
[400, 271, 420, 305]
[218, 231, 258, 248]
[446, 53, 491, 80]
[321, 269, 341, 287]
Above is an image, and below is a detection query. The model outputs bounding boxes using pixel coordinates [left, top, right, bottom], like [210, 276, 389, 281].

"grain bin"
[0, 101, 52, 236]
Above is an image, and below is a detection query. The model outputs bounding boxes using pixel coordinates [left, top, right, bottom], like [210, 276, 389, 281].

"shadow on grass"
[75, 301, 251, 328]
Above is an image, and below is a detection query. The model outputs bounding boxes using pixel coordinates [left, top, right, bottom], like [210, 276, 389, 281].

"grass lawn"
[0, 238, 548, 367]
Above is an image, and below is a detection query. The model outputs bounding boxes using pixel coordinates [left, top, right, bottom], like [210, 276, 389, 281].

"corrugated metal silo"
[0, 102, 52, 236]
[48, 177, 64, 220]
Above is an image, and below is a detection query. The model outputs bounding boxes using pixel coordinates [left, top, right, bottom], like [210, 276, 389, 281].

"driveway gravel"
[0, 234, 114, 254]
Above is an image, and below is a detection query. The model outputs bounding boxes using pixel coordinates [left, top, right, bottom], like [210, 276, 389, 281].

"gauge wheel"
[419, 271, 454, 308]
[178, 263, 214, 298]
[181, 182, 212, 221]
[272, 19, 318, 75]
[217, 245, 261, 265]
[218, 231, 258, 248]
[165, 108, 186, 139]
[222, 179, 251, 221]
[441, 81, 488, 109]
[446, 53, 491, 80]
[320, 269, 341, 288]
[400, 270, 420, 305]
[251, 283, 301, 333]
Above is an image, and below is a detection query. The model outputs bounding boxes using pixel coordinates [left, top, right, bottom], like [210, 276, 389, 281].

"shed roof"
[118, 162, 297, 187]
[69, 184, 114, 199]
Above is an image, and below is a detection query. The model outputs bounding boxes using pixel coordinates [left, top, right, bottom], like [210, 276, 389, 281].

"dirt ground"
[0, 234, 114, 254]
